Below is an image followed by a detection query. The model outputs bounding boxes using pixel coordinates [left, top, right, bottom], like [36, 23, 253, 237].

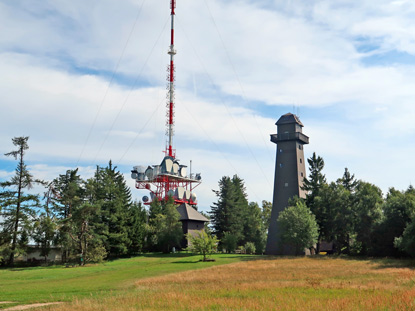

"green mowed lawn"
[0, 253, 256, 307]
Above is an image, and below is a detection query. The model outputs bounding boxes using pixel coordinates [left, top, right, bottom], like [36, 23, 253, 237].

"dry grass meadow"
[42, 256, 415, 311]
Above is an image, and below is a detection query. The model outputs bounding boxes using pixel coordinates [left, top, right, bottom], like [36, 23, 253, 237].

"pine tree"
[127, 201, 147, 254]
[302, 152, 326, 253]
[93, 161, 132, 257]
[50, 169, 84, 262]
[210, 175, 249, 247]
[0, 137, 40, 265]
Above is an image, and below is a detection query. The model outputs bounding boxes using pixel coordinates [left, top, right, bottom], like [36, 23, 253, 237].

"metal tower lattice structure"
[167, 0, 176, 158]
[131, 0, 201, 206]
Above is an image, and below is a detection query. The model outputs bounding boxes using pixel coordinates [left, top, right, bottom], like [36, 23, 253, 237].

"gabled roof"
[177, 203, 209, 222]
[276, 113, 304, 126]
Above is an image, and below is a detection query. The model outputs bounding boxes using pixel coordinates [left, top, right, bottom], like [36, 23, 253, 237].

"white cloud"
[1, 0, 415, 208]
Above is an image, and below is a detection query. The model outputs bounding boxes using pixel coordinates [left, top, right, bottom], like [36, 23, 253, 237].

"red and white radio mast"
[167, 0, 176, 158]
[131, 0, 201, 206]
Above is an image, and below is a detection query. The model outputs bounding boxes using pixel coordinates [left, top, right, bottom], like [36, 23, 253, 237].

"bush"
[244, 242, 256, 254]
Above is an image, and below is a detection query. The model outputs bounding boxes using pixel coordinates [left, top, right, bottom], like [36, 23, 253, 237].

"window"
[301, 172, 304, 177]
[285, 183, 289, 187]
[300, 158, 302, 163]
[299, 145, 302, 150]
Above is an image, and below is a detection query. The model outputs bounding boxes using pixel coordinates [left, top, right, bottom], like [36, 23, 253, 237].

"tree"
[277, 200, 319, 255]
[302, 153, 326, 252]
[221, 231, 238, 253]
[50, 169, 84, 262]
[32, 214, 57, 262]
[352, 181, 383, 255]
[394, 214, 415, 257]
[186, 230, 219, 261]
[210, 175, 249, 246]
[337, 168, 358, 192]
[127, 201, 147, 254]
[66, 202, 106, 264]
[93, 161, 132, 257]
[372, 186, 415, 257]
[302, 152, 326, 211]
[0, 137, 41, 265]
[261, 200, 272, 230]
[243, 202, 267, 254]
[148, 197, 183, 253]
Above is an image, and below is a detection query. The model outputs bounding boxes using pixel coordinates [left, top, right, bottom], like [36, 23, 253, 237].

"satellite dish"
[145, 166, 154, 179]
[174, 187, 185, 199]
[184, 190, 191, 200]
[134, 166, 146, 173]
[195, 173, 202, 181]
[179, 166, 187, 177]
[173, 162, 179, 174]
[191, 192, 197, 202]
[161, 157, 173, 174]
[142, 196, 149, 203]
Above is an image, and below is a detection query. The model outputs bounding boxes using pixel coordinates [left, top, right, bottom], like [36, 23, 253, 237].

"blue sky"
[1, 0, 415, 213]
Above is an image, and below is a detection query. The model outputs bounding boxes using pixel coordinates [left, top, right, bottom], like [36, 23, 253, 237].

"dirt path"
[2, 302, 63, 310]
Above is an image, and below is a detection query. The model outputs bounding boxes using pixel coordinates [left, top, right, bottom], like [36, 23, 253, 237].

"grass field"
[1, 255, 415, 310]
[0, 253, 255, 310]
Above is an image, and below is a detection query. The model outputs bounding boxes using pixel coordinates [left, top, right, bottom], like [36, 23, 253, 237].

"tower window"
[299, 145, 302, 150]
[300, 158, 302, 163]
[301, 172, 304, 177]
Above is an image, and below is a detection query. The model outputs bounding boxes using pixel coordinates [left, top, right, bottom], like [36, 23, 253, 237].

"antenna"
[167, 0, 176, 158]
[131, 0, 202, 207]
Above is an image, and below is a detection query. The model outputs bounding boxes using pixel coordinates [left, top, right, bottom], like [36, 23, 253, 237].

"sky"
[1, 0, 415, 213]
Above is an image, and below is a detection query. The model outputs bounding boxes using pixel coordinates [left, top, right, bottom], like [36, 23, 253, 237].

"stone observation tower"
[265, 113, 309, 255]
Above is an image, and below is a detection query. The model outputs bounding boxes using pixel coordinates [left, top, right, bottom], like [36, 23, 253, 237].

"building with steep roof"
[177, 203, 209, 248]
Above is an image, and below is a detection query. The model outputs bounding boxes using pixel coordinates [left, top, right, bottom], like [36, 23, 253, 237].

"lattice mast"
[167, 0, 176, 158]
[131, 0, 201, 206]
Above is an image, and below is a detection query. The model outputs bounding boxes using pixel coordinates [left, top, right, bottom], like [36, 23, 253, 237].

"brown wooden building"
[177, 203, 209, 248]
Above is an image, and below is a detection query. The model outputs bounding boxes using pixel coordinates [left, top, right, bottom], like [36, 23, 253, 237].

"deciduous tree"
[186, 230, 219, 261]
[277, 200, 319, 255]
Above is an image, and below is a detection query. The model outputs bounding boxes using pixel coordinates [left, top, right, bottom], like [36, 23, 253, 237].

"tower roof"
[177, 203, 209, 222]
[276, 113, 304, 127]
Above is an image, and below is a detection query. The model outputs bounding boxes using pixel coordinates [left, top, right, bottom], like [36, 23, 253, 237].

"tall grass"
[45, 257, 415, 311]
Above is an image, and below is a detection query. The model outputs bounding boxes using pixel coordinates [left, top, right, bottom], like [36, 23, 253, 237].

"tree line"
[208, 152, 415, 258]
[0, 137, 183, 266]
[301, 152, 415, 257]
[2, 136, 415, 265]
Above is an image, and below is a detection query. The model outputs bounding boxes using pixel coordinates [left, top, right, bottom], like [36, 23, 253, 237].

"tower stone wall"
[265, 113, 309, 255]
